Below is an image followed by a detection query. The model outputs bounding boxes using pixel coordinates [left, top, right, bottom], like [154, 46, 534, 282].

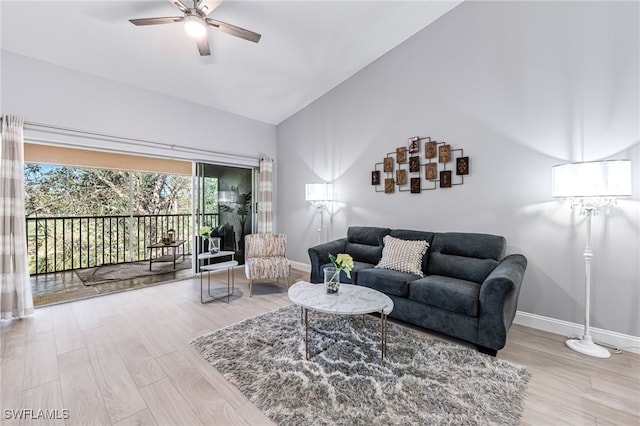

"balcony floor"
[30, 256, 194, 307]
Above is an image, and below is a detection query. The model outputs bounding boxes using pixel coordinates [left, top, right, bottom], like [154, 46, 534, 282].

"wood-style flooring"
[1, 268, 638, 425]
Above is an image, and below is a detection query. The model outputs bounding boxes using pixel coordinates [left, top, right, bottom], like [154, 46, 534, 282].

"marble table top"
[197, 250, 234, 260]
[288, 281, 394, 315]
[200, 260, 238, 271]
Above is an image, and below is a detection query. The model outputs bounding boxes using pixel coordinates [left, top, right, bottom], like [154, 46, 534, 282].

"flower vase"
[323, 267, 340, 294]
[209, 237, 220, 254]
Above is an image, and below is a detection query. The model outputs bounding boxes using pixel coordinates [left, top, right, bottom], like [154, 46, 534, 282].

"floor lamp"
[552, 160, 632, 358]
[305, 182, 334, 243]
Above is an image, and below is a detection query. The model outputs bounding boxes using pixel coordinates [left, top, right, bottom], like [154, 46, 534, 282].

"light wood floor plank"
[23, 309, 54, 343]
[57, 348, 112, 425]
[521, 390, 597, 426]
[80, 326, 148, 424]
[19, 380, 67, 426]
[50, 303, 85, 355]
[111, 409, 157, 426]
[591, 374, 640, 403]
[235, 400, 276, 426]
[501, 327, 640, 425]
[22, 326, 59, 391]
[1, 324, 26, 426]
[159, 310, 270, 413]
[138, 378, 202, 426]
[103, 315, 167, 388]
[156, 351, 252, 426]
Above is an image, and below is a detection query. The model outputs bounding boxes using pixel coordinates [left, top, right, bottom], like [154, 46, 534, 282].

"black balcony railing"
[26, 213, 219, 275]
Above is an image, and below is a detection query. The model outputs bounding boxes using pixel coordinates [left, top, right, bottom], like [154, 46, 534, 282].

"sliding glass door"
[194, 162, 256, 271]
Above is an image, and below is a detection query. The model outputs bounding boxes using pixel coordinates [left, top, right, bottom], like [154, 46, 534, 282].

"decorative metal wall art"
[372, 136, 469, 193]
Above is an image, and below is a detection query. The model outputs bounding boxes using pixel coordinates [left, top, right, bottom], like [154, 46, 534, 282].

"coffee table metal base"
[288, 282, 393, 361]
[301, 307, 388, 360]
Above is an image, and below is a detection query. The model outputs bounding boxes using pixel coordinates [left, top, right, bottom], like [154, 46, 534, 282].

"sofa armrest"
[477, 254, 527, 351]
[308, 238, 347, 283]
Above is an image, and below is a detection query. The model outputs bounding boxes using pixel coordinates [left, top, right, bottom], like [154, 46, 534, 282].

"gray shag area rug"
[190, 304, 530, 426]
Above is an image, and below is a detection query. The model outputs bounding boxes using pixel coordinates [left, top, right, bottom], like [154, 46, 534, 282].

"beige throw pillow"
[375, 235, 429, 276]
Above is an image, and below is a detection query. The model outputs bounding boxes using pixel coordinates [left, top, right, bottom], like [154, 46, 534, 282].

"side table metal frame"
[197, 251, 237, 304]
[200, 260, 238, 303]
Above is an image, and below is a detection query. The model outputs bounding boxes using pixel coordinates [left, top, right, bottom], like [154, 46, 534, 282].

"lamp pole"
[565, 206, 610, 358]
[318, 205, 324, 244]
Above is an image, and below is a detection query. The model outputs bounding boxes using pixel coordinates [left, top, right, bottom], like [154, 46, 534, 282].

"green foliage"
[203, 177, 219, 214]
[24, 164, 191, 217]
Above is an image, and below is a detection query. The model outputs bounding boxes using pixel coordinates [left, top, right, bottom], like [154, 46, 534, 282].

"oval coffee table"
[288, 281, 394, 360]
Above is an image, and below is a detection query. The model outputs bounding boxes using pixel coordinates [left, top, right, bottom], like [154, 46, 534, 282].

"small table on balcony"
[147, 240, 186, 271]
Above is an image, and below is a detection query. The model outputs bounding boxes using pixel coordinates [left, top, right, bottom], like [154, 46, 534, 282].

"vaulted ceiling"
[1, 1, 462, 125]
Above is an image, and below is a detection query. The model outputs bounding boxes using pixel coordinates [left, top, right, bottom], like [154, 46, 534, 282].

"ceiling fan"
[129, 0, 261, 56]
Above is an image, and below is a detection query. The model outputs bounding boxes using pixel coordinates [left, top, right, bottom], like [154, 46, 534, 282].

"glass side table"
[198, 251, 238, 303]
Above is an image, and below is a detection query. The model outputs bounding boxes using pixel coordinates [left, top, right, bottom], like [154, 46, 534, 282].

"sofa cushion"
[389, 229, 435, 273]
[375, 235, 429, 276]
[409, 275, 480, 317]
[357, 267, 419, 298]
[427, 232, 506, 283]
[345, 226, 390, 265]
[244, 257, 290, 280]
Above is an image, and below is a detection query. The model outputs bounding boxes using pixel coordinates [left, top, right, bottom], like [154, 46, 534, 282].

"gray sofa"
[308, 226, 527, 355]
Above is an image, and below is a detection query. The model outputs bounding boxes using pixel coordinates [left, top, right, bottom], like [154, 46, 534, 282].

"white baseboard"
[514, 311, 640, 355]
[290, 260, 310, 273]
[290, 262, 640, 355]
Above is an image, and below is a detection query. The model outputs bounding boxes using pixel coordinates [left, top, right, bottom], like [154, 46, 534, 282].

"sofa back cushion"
[427, 232, 506, 283]
[345, 226, 390, 265]
[389, 229, 435, 274]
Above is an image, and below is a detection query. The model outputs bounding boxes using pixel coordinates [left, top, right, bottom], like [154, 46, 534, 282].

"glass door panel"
[194, 162, 255, 267]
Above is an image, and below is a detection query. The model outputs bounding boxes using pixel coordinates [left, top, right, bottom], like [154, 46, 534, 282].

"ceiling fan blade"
[196, 37, 211, 56]
[196, 0, 224, 17]
[206, 18, 261, 43]
[167, 0, 190, 14]
[129, 17, 184, 26]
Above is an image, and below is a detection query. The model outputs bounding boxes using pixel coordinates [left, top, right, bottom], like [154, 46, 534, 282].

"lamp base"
[566, 335, 610, 359]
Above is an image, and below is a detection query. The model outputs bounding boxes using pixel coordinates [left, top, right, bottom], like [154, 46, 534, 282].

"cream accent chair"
[244, 233, 291, 297]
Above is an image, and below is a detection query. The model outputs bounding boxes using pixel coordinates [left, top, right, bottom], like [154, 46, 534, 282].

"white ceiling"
[1, 0, 462, 125]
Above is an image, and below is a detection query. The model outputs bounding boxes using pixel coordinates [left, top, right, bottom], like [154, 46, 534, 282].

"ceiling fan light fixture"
[184, 15, 206, 38]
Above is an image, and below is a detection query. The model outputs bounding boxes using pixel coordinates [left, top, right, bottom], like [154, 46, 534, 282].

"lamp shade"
[218, 191, 238, 204]
[305, 183, 333, 202]
[552, 160, 632, 198]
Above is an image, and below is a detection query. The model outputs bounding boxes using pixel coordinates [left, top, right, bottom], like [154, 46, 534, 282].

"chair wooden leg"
[285, 276, 289, 289]
[249, 279, 253, 297]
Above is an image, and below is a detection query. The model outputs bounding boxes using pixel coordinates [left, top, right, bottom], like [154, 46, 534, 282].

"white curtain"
[0, 115, 34, 319]
[257, 156, 273, 233]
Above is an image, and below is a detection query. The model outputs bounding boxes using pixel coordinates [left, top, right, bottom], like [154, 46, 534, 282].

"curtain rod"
[1, 117, 260, 162]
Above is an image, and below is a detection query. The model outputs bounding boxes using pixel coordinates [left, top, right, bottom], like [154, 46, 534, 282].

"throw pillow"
[375, 235, 429, 276]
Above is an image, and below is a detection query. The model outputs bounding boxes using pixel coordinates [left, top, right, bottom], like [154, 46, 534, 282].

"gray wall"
[1, 51, 277, 165]
[277, 1, 639, 337]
